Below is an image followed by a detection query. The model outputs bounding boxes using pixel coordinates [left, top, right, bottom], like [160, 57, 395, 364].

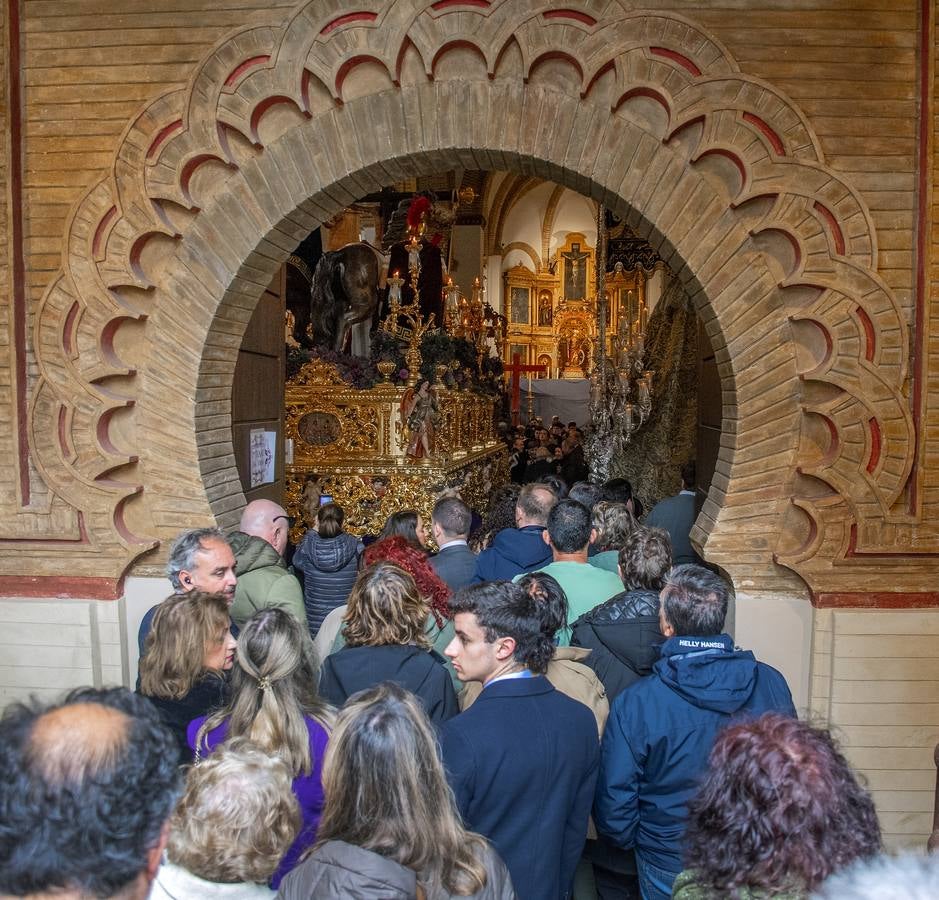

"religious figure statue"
[301, 474, 322, 526]
[563, 243, 589, 300]
[285, 309, 301, 349]
[309, 242, 388, 355]
[538, 293, 553, 327]
[400, 380, 440, 459]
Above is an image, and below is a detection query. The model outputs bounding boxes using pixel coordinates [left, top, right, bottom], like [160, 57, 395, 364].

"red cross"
[504, 352, 547, 425]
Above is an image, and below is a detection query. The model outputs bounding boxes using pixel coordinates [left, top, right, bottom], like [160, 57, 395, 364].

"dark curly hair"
[0, 686, 182, 897]
[516, 571, 568, 638]
[364, 535, 451, 627]
[449, 581, 554, 674]
[469, 483, 520, 551]
[683, 713, 881, 895]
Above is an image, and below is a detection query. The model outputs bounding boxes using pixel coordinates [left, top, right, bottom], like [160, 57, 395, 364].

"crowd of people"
[1, 429, 935, 899]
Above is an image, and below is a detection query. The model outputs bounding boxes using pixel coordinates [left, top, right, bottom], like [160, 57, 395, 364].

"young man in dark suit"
[428, 496, 477, 592]
[440, 581, 600, 900]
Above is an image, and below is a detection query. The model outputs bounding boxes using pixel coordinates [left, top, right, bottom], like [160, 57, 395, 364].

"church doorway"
[35, 1, 911, 605]
[239, 171, 719, 530]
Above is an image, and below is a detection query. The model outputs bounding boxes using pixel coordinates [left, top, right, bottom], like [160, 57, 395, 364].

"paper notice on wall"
[249, 429, 276, 488]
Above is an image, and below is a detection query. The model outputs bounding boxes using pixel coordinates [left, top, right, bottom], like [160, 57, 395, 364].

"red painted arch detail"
[113, 491, 150, 545]
[750, 226, 802, 275]
[543, 9, 597, 27]
[96, 407, 127, 456]
[867, 416, 882, 474]
[612, 86, 671, 115]
[431, 40, 488, 77]
[99, 317, 136, 371]
[855, 305, 876, 362]
[650, 46, 701, 77]
[813, 200, 845, 255]
[526, 50, 584, 83]
[819, 414, 840, 465]
[583, 60, 614, 98]
[62, 301, 80, 357]
[335, 55, 391, 100]
[58, 405, 71, 459]
[775, 501, 818, 560]
[695, 148, 747, 192]
[92, 205, 118, 260]
[249, 95, 302, 143]
[180, 154, 229, 204]
[224, 55, 270, 88]
[146, 119, 183, 161]
[431, 0, 490, 9]
[742, 111, 786, 156]
[320, 11, 378, 35]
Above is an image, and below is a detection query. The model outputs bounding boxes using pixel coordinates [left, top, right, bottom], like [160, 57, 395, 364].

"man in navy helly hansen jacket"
[594, 564, 796, 900]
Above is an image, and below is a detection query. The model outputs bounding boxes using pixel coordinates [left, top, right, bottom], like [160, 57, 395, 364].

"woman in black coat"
[318, 562, 458, 725]
[137, 591, 234, 763]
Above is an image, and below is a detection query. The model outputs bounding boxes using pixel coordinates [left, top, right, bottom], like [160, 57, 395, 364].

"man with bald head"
[473, 482, 558, 582]
[0, 686, 181, 899]
[227, 499, 305, 628]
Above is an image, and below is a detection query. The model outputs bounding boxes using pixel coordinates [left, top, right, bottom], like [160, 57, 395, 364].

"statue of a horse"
[309, 242, 388, 355]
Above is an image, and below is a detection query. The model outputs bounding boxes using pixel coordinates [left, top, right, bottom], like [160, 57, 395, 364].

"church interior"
[3, 0, 939, 859]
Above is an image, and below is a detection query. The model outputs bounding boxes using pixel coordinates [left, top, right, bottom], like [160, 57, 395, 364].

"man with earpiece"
[136, 528, 239, 658]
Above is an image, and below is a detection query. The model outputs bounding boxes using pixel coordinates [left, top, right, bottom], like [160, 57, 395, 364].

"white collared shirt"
[438, 538, 469, 550]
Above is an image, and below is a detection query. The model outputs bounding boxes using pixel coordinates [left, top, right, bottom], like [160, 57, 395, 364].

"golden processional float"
[284, 220, 509, 541]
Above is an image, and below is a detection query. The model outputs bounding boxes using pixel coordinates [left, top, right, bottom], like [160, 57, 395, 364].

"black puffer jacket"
[570, 589, 664, 701]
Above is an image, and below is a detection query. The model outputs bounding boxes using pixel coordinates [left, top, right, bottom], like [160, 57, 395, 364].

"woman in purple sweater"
[188, 607, 331, 889]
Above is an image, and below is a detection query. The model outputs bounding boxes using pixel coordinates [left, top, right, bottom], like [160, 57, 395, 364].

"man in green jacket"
[228, 499, 305, 628]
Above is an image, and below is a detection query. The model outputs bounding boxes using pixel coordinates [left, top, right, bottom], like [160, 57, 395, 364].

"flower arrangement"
[289, 329, 504, 395]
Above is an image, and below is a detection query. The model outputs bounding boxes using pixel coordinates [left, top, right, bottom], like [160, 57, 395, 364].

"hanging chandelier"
[587, 205, 654, 482]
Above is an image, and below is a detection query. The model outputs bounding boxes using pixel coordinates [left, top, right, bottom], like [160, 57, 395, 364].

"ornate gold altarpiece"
[503, 233, 649, 378]
[284, 359, 507, 540]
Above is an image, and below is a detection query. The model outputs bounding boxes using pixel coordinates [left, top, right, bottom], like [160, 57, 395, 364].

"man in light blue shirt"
[516, 499, 623, 644]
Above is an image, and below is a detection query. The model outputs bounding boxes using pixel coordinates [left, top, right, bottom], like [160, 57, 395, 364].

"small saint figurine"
[285, 310, 300, 349]
[301, 474, 321, 527]
[400, 380, 440, 460]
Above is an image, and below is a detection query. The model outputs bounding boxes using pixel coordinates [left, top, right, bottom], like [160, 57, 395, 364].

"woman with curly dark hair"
[672, 713, 881, 899]
[469, 483, 521, 552]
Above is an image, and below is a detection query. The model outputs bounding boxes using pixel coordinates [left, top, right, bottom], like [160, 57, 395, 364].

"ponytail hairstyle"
[194, 608, 330, 775]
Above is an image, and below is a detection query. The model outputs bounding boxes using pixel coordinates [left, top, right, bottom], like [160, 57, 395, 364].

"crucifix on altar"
[504, 352, 547, 425]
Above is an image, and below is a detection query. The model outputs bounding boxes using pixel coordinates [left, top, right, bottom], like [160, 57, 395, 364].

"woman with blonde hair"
[188, 607, 330, 889]
[318, 562, 457, 724]
[137, 591, 235, 764]
[151, 739, 300, 899]
[278, 683, 515, 899]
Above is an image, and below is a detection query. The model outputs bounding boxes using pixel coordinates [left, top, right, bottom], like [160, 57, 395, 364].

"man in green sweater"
[228, 499, 305, 628]
[516, 499, 623, 645]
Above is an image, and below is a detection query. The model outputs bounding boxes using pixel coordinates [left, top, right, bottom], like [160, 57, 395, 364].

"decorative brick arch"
[26, 0, 914, 597]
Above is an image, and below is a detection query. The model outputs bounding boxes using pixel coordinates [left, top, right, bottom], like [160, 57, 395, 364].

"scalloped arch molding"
[23, 0, 920, 599]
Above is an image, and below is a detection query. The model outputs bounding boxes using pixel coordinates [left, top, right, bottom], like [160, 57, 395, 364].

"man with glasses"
[228, 499, 305, 628]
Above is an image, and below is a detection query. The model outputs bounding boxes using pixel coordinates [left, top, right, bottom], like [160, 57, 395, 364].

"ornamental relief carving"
[24, 0, 920, 593]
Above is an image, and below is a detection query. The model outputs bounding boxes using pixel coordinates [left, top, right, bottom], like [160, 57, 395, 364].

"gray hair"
[166, 527, 226, 590]
[813, 854, 939, 899]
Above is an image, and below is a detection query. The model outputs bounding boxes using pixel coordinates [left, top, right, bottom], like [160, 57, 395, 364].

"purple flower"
[399, 368, 409, 379]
